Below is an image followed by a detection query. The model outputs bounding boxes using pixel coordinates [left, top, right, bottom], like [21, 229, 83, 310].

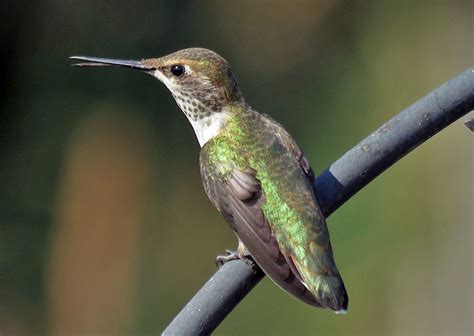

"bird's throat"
[186, 110, 232, 147]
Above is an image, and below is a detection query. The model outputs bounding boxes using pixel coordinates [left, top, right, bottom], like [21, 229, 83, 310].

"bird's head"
[71, 48, 244, 122]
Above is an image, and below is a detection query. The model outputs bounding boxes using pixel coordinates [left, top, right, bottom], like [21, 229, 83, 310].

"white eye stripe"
[184, 65, 193, 74]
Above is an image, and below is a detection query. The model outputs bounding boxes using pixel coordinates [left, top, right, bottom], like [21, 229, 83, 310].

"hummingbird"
[70, 48, 348, 313]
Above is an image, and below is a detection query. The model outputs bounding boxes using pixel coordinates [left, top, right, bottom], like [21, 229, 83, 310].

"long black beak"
[69, 56, 155, 71]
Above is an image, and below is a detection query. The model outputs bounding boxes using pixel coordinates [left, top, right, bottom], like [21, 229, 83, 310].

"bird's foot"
[216, 245, 255, 268]
[215, 249, 241, 268]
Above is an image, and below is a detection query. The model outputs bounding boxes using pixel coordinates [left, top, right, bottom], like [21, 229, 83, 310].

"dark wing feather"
[199, 146, 320, 306]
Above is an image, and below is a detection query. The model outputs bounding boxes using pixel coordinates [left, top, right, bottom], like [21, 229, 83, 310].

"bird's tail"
[308, 274, 349, 313]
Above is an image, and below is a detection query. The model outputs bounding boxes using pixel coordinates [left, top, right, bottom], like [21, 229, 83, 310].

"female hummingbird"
[71, 48, 348, 312]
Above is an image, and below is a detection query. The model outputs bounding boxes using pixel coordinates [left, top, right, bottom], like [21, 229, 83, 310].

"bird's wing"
[199, 139, 321, 306]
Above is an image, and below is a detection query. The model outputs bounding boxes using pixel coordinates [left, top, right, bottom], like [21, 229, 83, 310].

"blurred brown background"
[0, 1, 472, 335]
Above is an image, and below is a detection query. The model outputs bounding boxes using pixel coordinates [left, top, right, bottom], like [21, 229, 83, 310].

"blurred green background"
[0, 1, 472, 335]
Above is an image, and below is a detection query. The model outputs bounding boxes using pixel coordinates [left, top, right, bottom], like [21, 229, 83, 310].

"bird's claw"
[215, 249, 241, 268]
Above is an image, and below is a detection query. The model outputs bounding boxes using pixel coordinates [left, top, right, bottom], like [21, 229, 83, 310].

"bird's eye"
[170, 64, 184, 77]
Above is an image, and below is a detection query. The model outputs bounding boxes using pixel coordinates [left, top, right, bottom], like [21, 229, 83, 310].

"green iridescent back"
[201, 103, 347, 310]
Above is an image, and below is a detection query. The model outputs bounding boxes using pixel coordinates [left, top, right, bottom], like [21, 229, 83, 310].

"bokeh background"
[0, 1, 472, 335]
